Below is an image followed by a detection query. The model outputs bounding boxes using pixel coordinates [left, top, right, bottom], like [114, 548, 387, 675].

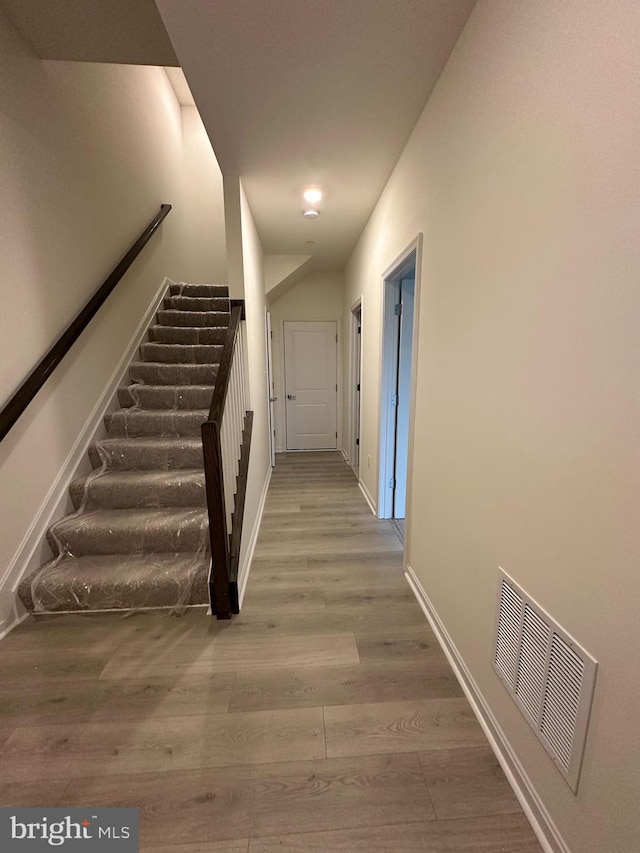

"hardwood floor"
[0, 451, 542, 852]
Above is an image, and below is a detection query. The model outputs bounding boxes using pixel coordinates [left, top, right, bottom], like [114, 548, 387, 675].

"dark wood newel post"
[201, 420, 232, 619]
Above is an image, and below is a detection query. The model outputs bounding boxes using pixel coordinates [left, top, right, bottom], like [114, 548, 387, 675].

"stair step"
[19, 553, 209, 612]
[148, 325, 227, 345]
[129, 362, 217, 385]
[164, 296, 229, 312]
[27, 280, 231, 615]
[70, 469, 206, 510]
[118, 384, 214, 410]
[48, 508, 209, 556]
[89, 437, 204, 471]
[170, 283, 228, 298]
[105, 409, 208, 438]
[157, 309, 229, 328]
[140, 342, 223, 364]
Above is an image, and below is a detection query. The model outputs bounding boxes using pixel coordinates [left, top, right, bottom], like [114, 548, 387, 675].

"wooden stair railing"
[0, 204, 172, 443]
[202, 301, 253, 619]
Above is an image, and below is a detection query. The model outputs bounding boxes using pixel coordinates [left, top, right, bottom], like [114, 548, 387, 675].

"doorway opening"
[378, 238, 421, 533]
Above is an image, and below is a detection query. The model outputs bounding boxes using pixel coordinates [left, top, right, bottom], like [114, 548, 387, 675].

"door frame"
[265, 310, 276, 467]
[348, 297, 363, 474]
[377, 234, 423, 524]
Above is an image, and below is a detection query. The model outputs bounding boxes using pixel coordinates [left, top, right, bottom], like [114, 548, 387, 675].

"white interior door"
[284, 321, 337, 450]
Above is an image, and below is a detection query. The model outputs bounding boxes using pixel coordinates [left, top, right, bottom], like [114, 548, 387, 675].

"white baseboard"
[358, 479, 377, 516]
[0, 611, 29, 642]
[340, 446, 349, 463]
[0, 277, 174, 640]
[404, 564, 569, 853]
[237, 463, 272, 608]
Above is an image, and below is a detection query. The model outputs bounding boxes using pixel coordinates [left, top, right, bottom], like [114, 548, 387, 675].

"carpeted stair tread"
[140, 342, 223, 364]
[19, 553, 209, 612]
[70, 469, 206, 510]
[169, 283, 228, 298]
[89, 437, 204, 471]
[47, 507, 209, 556]
[105, 408, 208, 438]
[129, 362, 217, 385]
[118, 384, 215, 410]
[164, 296, 229, 312]
[157, 309, 229, 327]
[148, 325, 227, 345]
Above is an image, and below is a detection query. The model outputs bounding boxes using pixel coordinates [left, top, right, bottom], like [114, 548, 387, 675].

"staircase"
[18, 283, 230, 613]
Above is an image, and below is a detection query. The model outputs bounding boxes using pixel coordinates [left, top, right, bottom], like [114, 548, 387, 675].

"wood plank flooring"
[0, 451, 542, 852]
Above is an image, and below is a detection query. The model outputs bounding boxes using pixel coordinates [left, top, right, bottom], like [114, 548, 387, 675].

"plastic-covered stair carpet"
[18, 283, 230, 613]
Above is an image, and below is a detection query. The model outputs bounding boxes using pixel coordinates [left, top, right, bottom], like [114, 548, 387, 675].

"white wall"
[237, 181, 272, 579]
[0, 11, 225, 631]
[180, 105, 226, 284]
[269, 272, 343, 452]
[343, 2, 640, 852]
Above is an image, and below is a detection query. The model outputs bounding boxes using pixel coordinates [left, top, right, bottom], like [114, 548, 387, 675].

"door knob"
[287, 394, 297, 400]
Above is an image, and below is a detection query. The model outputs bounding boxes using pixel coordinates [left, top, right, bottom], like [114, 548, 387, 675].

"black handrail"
[207, 306, 242, 424]
[0, 204, 172, 442]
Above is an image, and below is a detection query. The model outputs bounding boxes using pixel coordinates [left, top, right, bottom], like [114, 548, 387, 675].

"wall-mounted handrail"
[0, 203, 172, 443]
[202, 301, 251, 619]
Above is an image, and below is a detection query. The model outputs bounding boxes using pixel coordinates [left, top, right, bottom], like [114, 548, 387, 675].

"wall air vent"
[493, 569, 597, 792]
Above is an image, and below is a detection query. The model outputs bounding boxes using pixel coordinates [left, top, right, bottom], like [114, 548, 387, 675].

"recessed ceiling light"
[303, 209, 319, 218]
[303, 188, 322, 204]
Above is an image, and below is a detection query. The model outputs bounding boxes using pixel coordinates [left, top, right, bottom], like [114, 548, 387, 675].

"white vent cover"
[493, 569, 597, 792]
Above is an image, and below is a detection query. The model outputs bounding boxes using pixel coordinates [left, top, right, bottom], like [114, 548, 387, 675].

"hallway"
[0, 452, 541, 851]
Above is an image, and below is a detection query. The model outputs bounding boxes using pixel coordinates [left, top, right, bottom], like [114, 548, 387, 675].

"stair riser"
[140, 343, 223, 364]
[48, 518, 209, 557]
[129, 363, 217, 385]
[69, 478, 207, 510]
[157, 310, 229, 328]
[26, 581, 208, 612]
[164, 296, 229, 312]
[89, 441, 204, 471]
[105, 410, 207, 438]
[170, 283, 228, 298]
[21, 565, 208, 612]
[148, 326, 227, 345]
[118, 385, 214, 410]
